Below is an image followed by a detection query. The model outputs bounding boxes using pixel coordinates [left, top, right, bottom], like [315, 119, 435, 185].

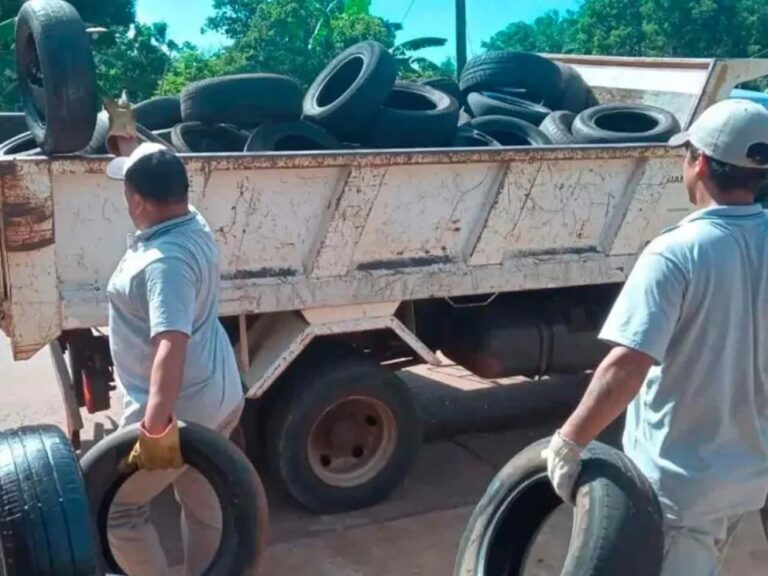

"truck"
[1, 54, 766, 514]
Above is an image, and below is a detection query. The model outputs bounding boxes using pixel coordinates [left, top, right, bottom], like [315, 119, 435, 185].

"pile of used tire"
[1, 0, 682, 156]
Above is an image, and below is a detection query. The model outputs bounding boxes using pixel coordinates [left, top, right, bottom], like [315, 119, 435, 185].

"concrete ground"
[2, 338, 766, 575]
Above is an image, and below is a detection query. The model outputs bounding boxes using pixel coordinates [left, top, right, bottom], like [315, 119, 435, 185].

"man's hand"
[123, 416, 184, 472]
[103, 90, 139, 156]
[543, 430, 584, 504]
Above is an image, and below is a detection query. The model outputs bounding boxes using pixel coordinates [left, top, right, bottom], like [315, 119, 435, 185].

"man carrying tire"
[102, 112, 245, 575]
[545, 99, 768, 575]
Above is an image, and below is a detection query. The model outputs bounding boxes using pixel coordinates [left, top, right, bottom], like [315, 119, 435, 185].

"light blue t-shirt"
[601, 204, 768, 523]
[107, 208, 243, 429]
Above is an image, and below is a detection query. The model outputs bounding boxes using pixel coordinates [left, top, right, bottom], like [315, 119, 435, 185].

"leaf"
[343, 0, 371, 15]
[394, 36, 447, 53]
[0, 17, 16, 44]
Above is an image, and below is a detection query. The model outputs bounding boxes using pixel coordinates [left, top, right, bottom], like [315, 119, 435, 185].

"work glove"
[121, 416, 184, 473]
[103, 90, 138, 156]
[542, 430, 583, 505]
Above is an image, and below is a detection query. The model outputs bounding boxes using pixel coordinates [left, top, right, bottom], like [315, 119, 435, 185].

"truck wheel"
[468, 116, 553, 147]
[0, 426, 99, 576]
[266, 349, 422, 514]
[80, 421, 269, 576]
[454, 438, 664, 576]
[303, 40, 397, 141]
[572, 103, 681, 144]
[541, 111, 579, 145]
[133, 96, 182, 131]
[245, 120, 341, 152]
[15, 0, 97, 154]
[362, 81, 460, 149]
[466, 92, 551, 126]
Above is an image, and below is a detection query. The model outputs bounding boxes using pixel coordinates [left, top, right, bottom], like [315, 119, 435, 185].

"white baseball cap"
[106, 142, 169, 180]
[669, 99, 768, 169]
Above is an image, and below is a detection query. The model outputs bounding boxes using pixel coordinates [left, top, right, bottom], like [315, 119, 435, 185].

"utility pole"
[456, 0, 467, 76]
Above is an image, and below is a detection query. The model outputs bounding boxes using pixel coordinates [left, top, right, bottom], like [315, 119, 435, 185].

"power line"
[401, 0, 418, 23]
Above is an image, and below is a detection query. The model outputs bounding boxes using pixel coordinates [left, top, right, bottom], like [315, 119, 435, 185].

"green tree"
[483, 10, 577, 54]
[156, 45, 230, 96]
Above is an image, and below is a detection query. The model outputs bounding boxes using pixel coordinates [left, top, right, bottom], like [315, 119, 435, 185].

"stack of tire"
[456, 51, 681, 147]
[2, 0, 682, 157]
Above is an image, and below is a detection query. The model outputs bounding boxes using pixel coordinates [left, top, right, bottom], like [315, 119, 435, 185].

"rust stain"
[1, 171, 54, 252]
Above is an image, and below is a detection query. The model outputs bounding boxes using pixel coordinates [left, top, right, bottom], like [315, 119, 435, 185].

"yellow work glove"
[103, 90, 138, 156]
[122, 416, 184, 472]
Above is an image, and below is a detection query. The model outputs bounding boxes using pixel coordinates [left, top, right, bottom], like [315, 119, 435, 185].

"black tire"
[0, 132, 43, 156]
[133, 96, 182, 131]
[153, 128, 174, 147]
[0, 113, 28, 144]
[0, 425, 99, 576]
[459, 52, 563, 108]
[420, 76, 464, 107]
[80, 421, 269, 576]
[15, 0, 97, 154]
[466, 91, 551, 125]
[454, 438, 664, 576]
[82, 110, 169, 155]
[362, 81, 460, 149]
[171, 122, 248, 153]
[540, 111, 579, 145]
[245, 120, 341, 152]
[181, 74, 303, 127]
[468, 116, 552, 147]
[265, 348, 422, 514]
[572, 104, 682, 144]
[453, 126, 501, 148]
[303, 41, 397, 141]
[556, 62, 598, 113]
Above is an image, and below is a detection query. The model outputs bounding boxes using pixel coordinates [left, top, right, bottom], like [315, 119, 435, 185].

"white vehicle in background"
[2, 55, 767, 514]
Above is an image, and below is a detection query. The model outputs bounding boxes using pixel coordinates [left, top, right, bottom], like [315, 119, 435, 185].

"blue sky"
[136, 1, 582, 60]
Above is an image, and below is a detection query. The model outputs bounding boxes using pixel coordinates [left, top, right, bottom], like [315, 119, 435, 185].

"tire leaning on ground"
[182, 74, 304, 127]
[363, 81, 460, 149]
[572, 103, 682, 144]
[466, 92, 551, 126]
[454, 438, 664, 576]
[468, 116, 553, 147]
[540, 111, 579, 145]
[80, 421, 269, 576]
[15, 0, 97, 154]
[265, 346, 422, 514]
[245, 120, 341, 152]
[459, 51, 564, 108]
[303, 40, 397, 141]
[0, 425, 100, 576]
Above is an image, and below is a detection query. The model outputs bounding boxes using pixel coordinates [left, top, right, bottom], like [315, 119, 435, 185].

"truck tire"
[265, 346, 422, 514]
[181, 74, 303, 127]
[303, 41, 397, 141]
[0, 113, 28, 144]
[0, 426, 99, 576]
[453, 126, 501, 148]
[556, 62, 598, 113]
[466, 92, 551, 126]
[171, 122, 248, 153]
[541, 111, 579, 145]
[15, 0, 97, 154]
[572, 104, 681, 144]
[245, 120, 341, 152]
[454, 438, 664, 576]
[80, 421, 269, 576]
[459, 52, 563, 108]
[363, 82, 460, 149]
[420, 76, 464, 107]
[0, 132, 42, 156]
[468, 116, 552, 147]
[133, 96, 182, 131]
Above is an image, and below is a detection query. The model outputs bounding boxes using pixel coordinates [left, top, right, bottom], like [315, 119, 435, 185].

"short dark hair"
[125, 149, 189, 204]
[687, 143, 768, 195]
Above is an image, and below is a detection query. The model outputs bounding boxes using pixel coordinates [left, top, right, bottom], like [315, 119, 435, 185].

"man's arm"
[144, 331, 190, 435]
[560, 345, 655, 447]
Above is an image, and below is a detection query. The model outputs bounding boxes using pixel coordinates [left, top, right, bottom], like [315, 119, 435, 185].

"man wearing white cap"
[104, 138, 244, 575]
[544, 98, 768, 575]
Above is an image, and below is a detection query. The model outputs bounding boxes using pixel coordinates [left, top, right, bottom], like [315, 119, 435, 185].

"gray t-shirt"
[600, 204, 768, 524]
[107, 207, 243, 428]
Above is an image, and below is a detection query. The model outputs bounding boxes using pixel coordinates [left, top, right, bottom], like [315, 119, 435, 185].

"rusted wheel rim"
[308, 396, 398, 488]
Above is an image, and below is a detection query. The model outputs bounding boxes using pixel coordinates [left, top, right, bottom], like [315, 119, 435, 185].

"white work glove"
[543, 430, 583, 505]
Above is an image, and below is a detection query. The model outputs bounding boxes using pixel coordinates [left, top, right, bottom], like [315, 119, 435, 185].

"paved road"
[2, 337, 766, 575]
